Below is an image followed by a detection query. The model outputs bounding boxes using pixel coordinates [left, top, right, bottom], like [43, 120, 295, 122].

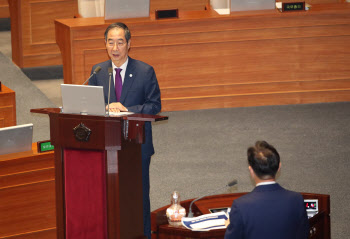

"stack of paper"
[181, 212, 229, 231]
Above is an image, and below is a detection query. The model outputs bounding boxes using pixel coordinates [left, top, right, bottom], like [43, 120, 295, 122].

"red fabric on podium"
[64, 149, 107, 239]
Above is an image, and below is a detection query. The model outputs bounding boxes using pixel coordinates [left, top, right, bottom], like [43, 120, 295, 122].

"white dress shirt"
[112, 58, 128, 86]
[256, 181, 276, 187]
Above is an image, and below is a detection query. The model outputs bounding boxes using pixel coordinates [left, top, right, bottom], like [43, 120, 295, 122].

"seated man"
[225, 141, 309, 239]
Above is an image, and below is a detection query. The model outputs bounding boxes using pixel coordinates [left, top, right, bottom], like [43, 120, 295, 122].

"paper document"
[181, 212, 229, 231]
[108, 111, 134, 116]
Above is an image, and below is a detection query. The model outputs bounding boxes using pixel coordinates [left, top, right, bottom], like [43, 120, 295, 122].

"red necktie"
[115, 68, 122, 102]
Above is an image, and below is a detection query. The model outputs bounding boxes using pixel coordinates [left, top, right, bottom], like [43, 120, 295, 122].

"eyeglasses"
[107, 41, 127, 48]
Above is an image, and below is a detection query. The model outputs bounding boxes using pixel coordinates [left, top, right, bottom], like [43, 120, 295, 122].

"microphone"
[107, 67, 113, 116]
[187, 179, 237, 218]
[82, 66, 101, 85]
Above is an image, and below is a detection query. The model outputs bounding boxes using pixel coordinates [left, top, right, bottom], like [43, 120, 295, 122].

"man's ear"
[248, 166, 255, 177]
[278, 162, 281, 172]
[127, 40, 131, 50]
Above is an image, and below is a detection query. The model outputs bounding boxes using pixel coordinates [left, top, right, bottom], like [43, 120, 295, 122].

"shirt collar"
[256, 181, 276, 187]
[112, 57, 128, 72]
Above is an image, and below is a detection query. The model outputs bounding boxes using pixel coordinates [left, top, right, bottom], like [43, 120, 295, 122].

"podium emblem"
[73, 123, 91, 142]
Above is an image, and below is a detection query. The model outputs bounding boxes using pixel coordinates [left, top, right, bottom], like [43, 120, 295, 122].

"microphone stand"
[82, 73, 95, 85]
[107, 67, 113, 117]
[187, 179, 237, 218]
[82, 66, 102, 85]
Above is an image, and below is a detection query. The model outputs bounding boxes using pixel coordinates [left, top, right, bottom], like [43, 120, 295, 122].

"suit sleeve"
[126, 66, 161, 115]
[224, 202, 244, 239]
[296, 195, 310, 239]
[88, 67, 97, 86]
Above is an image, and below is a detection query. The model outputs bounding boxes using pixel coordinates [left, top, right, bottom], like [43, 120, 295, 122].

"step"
[161, 89, 350, 111]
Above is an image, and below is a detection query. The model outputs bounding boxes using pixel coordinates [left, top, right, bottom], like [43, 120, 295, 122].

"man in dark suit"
[89, 22, 161, 239]
[224, 141, 309, 239]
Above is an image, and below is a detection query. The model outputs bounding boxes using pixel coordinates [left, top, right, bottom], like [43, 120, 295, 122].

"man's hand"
[106, 102, 128, 113]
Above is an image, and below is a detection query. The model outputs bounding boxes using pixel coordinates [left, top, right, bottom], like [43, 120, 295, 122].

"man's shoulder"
[283, 188, 304, 202]
[235, 184, 303, 205]
[128, 57, 153, 71]
[92, 60, 111, 71]
[273, 184, 303, 198]
[232, 190, 259, 206]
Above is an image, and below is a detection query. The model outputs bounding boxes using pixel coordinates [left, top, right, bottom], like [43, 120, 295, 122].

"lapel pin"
[129, 74, 133, 77]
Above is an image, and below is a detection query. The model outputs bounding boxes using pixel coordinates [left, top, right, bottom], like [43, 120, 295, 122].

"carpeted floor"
[1, 18, 349, 238]
[0, 52, 56, 141]
[150, 103, 350, 239]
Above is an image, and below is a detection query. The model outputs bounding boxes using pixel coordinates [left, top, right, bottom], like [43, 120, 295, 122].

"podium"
[151, 192, 330, 239]
[31, 108, 168, 239]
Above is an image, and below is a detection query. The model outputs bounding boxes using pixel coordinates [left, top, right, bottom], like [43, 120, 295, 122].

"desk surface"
[151, 192, 330, 239]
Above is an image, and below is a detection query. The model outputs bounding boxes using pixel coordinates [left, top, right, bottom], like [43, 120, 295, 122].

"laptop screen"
[61, 84, 106, 116]
[230, 0, 275, 12]
[0, 123, 33, 155]
[105, 0, 149, 20]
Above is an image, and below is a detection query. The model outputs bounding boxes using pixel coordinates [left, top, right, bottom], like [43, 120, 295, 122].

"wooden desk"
[8, 0, 79, 68]
[7, 0, 208, 68]
[151, 192, 330, 239]
[0, 0, 9, 18]
[0, 84, 16, 127]
[151, 0, 208, 12]
[0, 143, 56, 239]
[55, 3, 350, 112]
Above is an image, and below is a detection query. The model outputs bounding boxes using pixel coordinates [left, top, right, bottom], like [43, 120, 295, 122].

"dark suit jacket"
[89, 57, 161, 158]
[224, 183, 309, 239]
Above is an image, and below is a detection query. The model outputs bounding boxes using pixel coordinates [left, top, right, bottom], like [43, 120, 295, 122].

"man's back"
[225, 183, 309, 239]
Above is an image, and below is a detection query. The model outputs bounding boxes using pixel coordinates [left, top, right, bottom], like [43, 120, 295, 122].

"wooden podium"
[31, 108, 168, 239]
[0, 83, 16, 128]
[151, 192, 330, 239]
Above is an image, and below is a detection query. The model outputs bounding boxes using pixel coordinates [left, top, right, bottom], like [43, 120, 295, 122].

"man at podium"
[89, 22, 161, 239]
[224, 141, 309, 239]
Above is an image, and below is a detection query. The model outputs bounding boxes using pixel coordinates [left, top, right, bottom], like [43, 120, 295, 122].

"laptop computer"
[0, 123, 33, 155]
[105, 0, 149, 20]
[61, 84, 106, 116]
[304, 199, 318, 218]
[230, 0, 275, 12]
[61, 84, 134, 117]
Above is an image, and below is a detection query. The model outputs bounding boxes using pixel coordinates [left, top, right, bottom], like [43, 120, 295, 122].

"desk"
[8, 0, 79, 68]
[0, 143, 56, 239]
[0, 84, 16, 127]
[0, 0, 9, 18]
[7, 0, 208, 68]
[151, 0, 208, 11]
[55, 3, 350, 112]
[151, 192, 330, 239]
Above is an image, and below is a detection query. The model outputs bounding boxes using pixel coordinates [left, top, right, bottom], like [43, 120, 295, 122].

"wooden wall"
[0, 145, 56, 239]
[0, 84, 16, 127]
[55, 3, 350, 112]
